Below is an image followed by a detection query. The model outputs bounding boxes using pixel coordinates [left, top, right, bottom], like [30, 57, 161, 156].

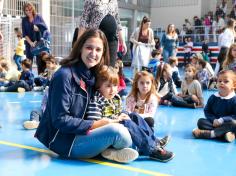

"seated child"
[114, 60, 128, 98]
[196, 59, 209, 89]
[156, 63, 178, 106]
[223, 43, 236, 73]
[183, 37, 193, 66]
[0, 59, 20, 85]
[172, 64, 204, 108]
[193, 70, 236, 142]
[169, 56, 182, 88]
[201, 39, 210, 63]
[0, 62, 8, 86]
[147, 49, 161, 77]
[34, 55, 60, 91]
[191, 53, 214, 78]
[0, 59, 34, 92]
[126, 70, 159, 128]
[86, 66, 174, 163]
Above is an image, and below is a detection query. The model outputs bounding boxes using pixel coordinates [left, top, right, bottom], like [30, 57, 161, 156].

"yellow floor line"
[0, 140, 171, 176]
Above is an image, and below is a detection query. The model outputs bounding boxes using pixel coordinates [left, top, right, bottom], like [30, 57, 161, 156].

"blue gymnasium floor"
[0, 67, 236, 176]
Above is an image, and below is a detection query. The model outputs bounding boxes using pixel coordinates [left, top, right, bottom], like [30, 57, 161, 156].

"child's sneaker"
[101, 148, 139, 163]
[149, 147, 175, 162]
[159, 136, 171, 147]
[0, 86, 6, 92]
[17, 87, 25, 93]
[225, 132, 235, 142]
[33, 86, 44, 92]
[23, 120, 39, 130]
[192, 128, 211, 139]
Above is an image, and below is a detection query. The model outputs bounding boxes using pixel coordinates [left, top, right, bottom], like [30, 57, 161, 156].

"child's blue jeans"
[121, 112, 157, 155]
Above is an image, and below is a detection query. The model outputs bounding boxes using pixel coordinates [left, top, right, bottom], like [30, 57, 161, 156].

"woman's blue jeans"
[163, 48, 176, 63]
[70, 123, 132, 158]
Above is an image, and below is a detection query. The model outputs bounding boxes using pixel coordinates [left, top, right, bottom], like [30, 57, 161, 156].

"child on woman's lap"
[86, 66, 174, 162]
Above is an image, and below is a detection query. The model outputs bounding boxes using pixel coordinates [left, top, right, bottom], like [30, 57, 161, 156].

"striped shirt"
[86, 91, 122, 120]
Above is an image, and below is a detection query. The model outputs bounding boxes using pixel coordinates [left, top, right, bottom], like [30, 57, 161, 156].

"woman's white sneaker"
[23, 120, 39, 130]
[101, 148, 139, 163]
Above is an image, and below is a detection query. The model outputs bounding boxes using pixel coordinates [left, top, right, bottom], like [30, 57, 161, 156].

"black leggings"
[197, 118, 236, 137]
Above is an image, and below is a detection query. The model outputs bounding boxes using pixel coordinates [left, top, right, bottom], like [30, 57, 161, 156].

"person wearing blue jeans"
[71, 123, 133, 158]
[121, 113, 168, 156]
[86, 66, 174, 162]
[35, 29, 138, 163]
[161, 24, 179, 63]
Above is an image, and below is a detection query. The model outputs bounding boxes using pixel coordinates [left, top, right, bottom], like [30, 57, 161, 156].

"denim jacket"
[35, 64, 94, 157]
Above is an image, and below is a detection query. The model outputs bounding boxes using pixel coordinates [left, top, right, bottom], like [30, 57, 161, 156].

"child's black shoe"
[159, 136, 171, 147]
[149, 147, 175, 162]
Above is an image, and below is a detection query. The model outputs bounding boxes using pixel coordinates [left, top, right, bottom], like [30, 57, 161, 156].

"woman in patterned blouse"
[78, 0, 127, 66]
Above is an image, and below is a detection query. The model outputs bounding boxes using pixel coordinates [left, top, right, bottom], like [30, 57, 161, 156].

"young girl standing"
[223, 43, 236, 73]
[126, 71, 159, 128]
[193, 70, 236, 142]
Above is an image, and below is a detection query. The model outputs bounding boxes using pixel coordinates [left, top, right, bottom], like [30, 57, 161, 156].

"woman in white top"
[130, 16, 155, 76]
[215, 18, 236, 75]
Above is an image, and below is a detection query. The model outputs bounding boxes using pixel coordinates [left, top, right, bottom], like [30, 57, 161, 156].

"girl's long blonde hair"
[128, 71, 158, 103]
[223, 43, 236, 68]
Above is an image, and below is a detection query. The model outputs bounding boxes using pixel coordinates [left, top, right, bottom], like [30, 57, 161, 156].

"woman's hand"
[90, 118, 110, 129]
[90, 117, 123, 129]
[33, 25, 39, 32]
[118, 113, 130, 121]
[30, 41, 36, 47]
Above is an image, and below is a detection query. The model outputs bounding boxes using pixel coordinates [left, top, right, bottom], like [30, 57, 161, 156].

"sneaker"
[0, 86, 6, 92]
[149, 147, 175, 162]
[23, 120, 39, 130]
[17, 87, 25, 93]
[101, 148, 139, 163]
[159, 136, 171, 147]
[33, 86, 44, 92]
[225, 132, 235, 143]
[192, 128, 211, 139]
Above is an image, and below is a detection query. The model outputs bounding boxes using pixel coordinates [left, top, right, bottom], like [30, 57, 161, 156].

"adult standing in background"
[78, 0, 127, 66]
[130, 16, 155, 75]
[161, 24, 179, 63]
[215, 18, 236, 75]
[22, 2, 49, 74]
